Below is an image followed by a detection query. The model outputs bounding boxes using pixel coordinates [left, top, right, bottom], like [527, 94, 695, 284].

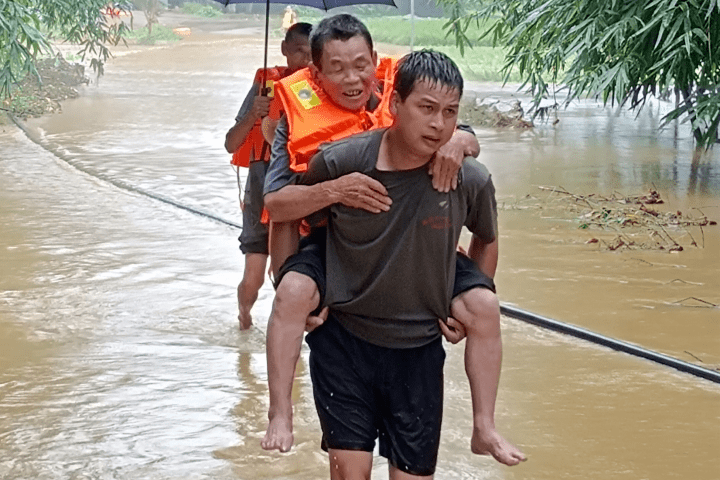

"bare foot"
[238, 307, 252, 330]
[471, 427, 526, 466]
[261, 415, 294, 452]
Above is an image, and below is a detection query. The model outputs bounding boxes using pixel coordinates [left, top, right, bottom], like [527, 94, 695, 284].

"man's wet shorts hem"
[274, 229, 326, 315]
[239, 160, 269, 255]
[307, 317, 443, 477]
[320, 440, 374, 453]
[238, 236, 269, 255]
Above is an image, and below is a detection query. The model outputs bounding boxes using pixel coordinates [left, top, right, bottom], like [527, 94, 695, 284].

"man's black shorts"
[276, 228, 495, 309]
[305, 315, 445, 476]
[275, 227, 327, 312]
[238, 160, 270, 255]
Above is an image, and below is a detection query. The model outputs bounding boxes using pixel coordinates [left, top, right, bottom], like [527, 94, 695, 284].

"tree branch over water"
[437, 0, 720, 148]
[0, 0, 130, 100]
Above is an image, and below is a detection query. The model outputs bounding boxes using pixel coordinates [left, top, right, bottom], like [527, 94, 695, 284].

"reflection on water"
[1, 22, 719, 480]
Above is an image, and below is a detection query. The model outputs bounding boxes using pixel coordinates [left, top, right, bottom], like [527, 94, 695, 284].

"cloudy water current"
[1, 16, 718, 480]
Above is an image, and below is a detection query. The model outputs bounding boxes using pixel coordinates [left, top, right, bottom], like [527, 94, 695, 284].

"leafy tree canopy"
[440, 0, 720, 148]
[0, 0, 129, 99]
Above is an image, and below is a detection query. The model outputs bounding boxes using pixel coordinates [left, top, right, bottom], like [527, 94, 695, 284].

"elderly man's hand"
[428, 129, 480, 192]
[429, 137, 464, 193]
[438, 317, 466, 344]
[329, 172, 392, 213]
[305, 307, 329, 333]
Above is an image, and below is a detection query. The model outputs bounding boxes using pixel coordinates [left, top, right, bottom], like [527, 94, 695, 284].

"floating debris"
[504, 186, 717, 252]
[459, 97, 533, 129]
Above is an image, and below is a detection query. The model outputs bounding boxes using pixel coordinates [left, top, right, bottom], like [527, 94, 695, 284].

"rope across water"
[13, 114, 719, 385]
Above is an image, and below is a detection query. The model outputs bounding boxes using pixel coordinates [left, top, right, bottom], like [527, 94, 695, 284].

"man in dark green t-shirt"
[297, 50, 526, 477]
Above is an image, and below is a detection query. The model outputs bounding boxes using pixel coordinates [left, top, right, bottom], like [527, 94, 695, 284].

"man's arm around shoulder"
[264, 150, 392, 223]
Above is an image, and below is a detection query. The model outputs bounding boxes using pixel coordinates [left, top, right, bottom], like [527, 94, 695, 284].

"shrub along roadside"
[123, 24, 182, 45]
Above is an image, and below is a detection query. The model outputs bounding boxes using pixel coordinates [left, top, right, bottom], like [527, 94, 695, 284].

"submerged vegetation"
[506, 187, 717, 252]
[1, 55, 88, 119]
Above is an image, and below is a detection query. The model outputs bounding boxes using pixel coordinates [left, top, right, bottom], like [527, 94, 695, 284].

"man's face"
[391, 79, 460, 159]
[282, 35, 311, 72]
[313, 35, 377, 111]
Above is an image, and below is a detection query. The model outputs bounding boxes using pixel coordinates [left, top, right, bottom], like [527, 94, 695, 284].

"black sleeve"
[263, 116, 299, 196]
[463, 160, 498, 244]
[297, 150, 333, 186]
[456, 123, 475, 136]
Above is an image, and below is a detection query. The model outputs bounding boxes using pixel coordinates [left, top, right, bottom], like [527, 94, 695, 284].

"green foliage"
[0, 0, 130, 99]
[134, 0, 162, 35]
[181, 2, 223, 18]
[432, 45, 522, 83]
[124, 24, 182, 44]
[361, 16, 495, 47]
[439, 0, 720, 147]
[287, 13, 510, 82]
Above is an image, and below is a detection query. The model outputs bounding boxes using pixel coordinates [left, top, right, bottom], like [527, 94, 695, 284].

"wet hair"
[394, 49, 463, 101]
[309, 14, 373, 69]
[285, 22, 312, 43]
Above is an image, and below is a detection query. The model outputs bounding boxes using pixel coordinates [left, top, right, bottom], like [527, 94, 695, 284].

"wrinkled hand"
[428, 134, 465, 193]
[331, 172, 392, 213]
[251, 95, 272, 119]
[305, 307, 329, 333]
[438, 317, 466, 344]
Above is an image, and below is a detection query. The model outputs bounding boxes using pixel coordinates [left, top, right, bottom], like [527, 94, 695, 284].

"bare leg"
[450, 288, 526, 466]
[237, 252, 268, 329]
[328, 449, 373, 480]
[261, 272, 320, 452]
[268, 220, 300, 279]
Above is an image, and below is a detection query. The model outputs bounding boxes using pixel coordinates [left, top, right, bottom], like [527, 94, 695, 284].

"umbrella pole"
[262, 0, 271, 95]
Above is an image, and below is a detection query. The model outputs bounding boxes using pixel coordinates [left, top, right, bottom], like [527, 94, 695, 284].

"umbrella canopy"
[215, 0, 395, 9]
[211, 0, 396, 93]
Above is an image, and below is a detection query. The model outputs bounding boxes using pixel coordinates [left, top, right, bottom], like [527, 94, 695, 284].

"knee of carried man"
[263, 192, 279, 218]
[452, 287, 499, 326]
[275, 272, 320, 310]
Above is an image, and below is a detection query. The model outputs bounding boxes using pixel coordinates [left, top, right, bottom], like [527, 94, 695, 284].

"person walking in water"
[282, 6, 297, 33]
[224, 22, 312, 329]
[272, 49, 526, 477]
[258, 14, 525, 474]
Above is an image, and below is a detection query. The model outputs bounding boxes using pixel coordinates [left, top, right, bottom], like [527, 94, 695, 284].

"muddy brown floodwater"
[1, 13, 718, 480]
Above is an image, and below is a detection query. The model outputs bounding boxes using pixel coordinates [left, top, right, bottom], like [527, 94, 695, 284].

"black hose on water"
[13, 114, 719, 385]
[501, 304, 720, 384]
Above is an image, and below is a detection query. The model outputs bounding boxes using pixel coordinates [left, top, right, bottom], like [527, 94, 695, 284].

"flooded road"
[1, 15, 718, 480]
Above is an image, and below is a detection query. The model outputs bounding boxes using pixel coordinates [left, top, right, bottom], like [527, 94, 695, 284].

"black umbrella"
[212, 0, 396, 93]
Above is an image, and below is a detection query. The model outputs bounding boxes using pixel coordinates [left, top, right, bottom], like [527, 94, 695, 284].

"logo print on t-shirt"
[422, 216, 451, 229]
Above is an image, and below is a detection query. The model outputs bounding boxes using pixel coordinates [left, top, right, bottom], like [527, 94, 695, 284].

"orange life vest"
[231, 67, 287, 168]
[274, 57, 398, 173]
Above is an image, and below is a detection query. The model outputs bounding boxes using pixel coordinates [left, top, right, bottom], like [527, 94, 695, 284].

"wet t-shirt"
[300, 129, 497, 348]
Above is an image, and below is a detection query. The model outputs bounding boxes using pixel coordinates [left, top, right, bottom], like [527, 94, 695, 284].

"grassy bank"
[124, 24, 182, 45]
[289, 13, 515, 83]
[181, 3, 224, 18]
[422, 45, 521, 83]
